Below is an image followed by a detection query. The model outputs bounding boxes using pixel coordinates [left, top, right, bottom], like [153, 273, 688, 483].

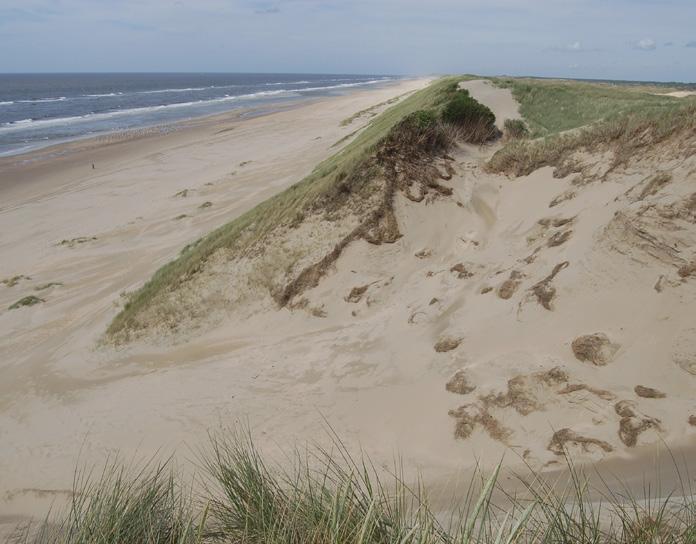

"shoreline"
[0, 81, 413, 203]
[0, 76, 431, 523]
[0, 79, 407, 168]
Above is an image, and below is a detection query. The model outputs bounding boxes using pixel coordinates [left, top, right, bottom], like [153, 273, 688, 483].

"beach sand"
[2, 77, 696, 528]
[0, 78, 433, 523]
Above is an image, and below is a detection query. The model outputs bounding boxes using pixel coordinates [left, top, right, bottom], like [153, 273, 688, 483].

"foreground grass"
[493, 78, 681, 138]
[8, 460, 202, 544]
[9, 431, 696, 544]
[106, 77, 473, 339]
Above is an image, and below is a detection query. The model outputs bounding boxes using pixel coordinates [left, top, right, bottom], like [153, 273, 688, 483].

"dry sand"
[657, 90, 696, 98]
[2, 77, 696, 527]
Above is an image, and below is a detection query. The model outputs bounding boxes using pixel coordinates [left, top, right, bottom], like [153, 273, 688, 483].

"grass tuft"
[9, 459, 203, 544]
[8, 295, 45, 310]
[503, 119, 529, 140]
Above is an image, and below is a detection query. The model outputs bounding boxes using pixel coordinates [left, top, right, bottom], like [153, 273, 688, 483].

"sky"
[1, 0, 696, 82]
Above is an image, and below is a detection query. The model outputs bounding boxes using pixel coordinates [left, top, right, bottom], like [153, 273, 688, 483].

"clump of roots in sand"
[449, 367, 570, 444]
[497, 270, 523, 299]
[481, 367, 568, 416]
[634, 385, 666, 399]
[530, 261, 569, 310]
[434, 336, 462, 353]
[571, 333, 619, 366]
[614, 400, 662, 447]
[548, 428, 613, 455]
[448, 404, 512, 442]
[445, 370, 476, 395]
[678, 261, 696, 279]
[450, 263, 473, 279]
[558, 383, 616, 401]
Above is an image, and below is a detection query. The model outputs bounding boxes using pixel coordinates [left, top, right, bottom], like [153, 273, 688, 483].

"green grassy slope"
[495, 77, 680, 137]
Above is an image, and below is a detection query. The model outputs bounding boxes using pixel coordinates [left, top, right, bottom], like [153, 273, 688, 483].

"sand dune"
[1, 77, 696, 527]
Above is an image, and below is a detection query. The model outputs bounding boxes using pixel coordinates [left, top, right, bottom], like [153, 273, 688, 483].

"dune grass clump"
[202, 431, 529, 544]
[504, 119, 529, 139]
[11, 429, 696, 544]
[9, 460, 203, 544]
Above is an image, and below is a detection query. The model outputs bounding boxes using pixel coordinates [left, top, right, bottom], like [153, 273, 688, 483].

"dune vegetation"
[8, 431, 696, 544]
[66, 75, 696, 543]
[488, 97, 696, 177]
[493, 77, 683, 137]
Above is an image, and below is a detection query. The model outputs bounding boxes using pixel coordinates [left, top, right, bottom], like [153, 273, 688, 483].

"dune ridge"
[1, 75, 696, 531]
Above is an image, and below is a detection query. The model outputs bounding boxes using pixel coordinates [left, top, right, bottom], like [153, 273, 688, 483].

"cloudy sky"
[1, 0, 695, 81]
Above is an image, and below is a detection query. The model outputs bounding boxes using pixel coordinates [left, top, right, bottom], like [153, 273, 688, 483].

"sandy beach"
[2, 76, 696, 533]
[0, 78, 432, 523]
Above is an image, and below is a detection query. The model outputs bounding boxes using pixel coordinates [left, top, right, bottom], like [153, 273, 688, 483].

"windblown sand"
[1, 78, 696, 527]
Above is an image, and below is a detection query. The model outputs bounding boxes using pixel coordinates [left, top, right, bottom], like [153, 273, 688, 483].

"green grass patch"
[494, 77, 682, 137]
[488, 100, 696, 176]
[9, 295, 45, 310]
[1, 275, 31, 288]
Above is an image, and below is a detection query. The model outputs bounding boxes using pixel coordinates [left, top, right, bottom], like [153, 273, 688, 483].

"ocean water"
[0, 73, 395, 157]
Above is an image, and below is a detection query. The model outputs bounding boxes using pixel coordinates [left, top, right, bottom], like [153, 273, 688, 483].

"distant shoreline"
[0, 74, 402, 159]
[0, 78, 408, 180]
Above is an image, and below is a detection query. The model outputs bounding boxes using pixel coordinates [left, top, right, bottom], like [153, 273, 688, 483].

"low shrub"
[383, 110, 451, 154]
[441, 90, 497, 142]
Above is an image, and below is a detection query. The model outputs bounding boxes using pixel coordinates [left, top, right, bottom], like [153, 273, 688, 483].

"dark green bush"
[407, 109, 437, 130]
[384, 110, 450, 153]
[441, 90, 497, 141]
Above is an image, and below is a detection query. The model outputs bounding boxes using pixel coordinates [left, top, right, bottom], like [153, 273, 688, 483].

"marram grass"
[9, 429, 696, 544]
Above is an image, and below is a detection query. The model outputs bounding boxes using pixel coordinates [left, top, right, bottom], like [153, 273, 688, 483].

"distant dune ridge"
[1, 75, 696, 536]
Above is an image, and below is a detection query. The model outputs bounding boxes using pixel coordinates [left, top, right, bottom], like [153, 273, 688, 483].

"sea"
[0, 73, 397, 157]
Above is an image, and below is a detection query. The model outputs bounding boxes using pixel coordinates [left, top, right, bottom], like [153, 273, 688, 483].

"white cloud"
[634, 38, 656, 51]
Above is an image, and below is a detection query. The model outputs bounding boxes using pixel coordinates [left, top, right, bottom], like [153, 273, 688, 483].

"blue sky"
[1, 0, 695, 81]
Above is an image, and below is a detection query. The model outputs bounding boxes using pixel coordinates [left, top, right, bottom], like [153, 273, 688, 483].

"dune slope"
[108, 78, 696, 473]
